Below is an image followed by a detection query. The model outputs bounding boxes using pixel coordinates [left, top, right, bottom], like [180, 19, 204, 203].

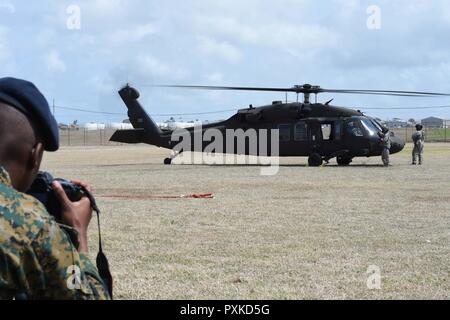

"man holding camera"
[0, 77, 110, 299]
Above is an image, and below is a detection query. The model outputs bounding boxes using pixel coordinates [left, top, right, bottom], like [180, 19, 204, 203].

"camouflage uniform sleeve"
[27, 219, 111, 300]
[78, 252, 111, 299]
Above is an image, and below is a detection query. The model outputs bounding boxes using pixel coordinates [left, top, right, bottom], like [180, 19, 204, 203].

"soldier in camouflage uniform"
[0, 77, 110, 299]
[412, 124, 425, 165]
[379, 128, 391, 166]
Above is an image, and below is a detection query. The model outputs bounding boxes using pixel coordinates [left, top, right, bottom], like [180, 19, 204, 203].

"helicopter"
[110, 84, 450, 166]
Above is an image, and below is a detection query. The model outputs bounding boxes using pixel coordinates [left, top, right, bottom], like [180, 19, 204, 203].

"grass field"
[40, 143, 450, 300]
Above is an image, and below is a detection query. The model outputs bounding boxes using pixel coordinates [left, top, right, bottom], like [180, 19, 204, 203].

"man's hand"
[52, 180, 93, 253]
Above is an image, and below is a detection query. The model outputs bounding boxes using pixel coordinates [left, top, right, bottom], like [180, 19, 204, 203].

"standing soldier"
[379, 128, 391, 166]
[412, 124, 425, 165]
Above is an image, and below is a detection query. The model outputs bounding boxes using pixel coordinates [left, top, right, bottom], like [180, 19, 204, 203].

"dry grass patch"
[41, 143, 450, 299]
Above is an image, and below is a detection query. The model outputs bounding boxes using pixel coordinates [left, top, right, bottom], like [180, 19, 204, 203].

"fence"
[391, 121, 450, 143]
[59, 122, 450, 147]
[59, 128, 123, 147]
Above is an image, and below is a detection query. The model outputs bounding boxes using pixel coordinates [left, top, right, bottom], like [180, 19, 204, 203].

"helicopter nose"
[390, 136, 405, 154]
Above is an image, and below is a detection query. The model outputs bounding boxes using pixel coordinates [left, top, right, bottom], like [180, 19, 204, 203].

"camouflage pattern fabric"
[412, 131, 425, 165]
[0, 167, 110, 300]
[380, 132, 391, 166]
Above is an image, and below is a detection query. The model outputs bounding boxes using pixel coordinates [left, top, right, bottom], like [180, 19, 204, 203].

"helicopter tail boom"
[110, 128, 145, 144]
[110, 85, 164, 146]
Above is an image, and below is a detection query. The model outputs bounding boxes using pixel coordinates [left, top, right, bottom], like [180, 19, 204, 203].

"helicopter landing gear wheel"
[337, 156, 353, 166]
[308, 153, 323, 167]
[164, 150, 182, 165]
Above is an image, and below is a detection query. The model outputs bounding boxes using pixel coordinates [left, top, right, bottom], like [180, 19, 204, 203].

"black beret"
[0, 77, 59, 151]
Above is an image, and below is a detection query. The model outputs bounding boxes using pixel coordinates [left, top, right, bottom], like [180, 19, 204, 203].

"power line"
[360, 105, 450, 110]
[55, 105, 125, 115]
[153, 109, 237, 116]
[53, 103, 450, 118]
[54, 104, 237, 117]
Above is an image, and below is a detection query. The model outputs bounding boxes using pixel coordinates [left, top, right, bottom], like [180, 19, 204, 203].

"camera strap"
[94, 207, 113, 299]
[83, 188, 113, 299]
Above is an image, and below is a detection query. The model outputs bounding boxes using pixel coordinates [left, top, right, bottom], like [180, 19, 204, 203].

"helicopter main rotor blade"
[320, 90, 436, 97]
[156, 85, 450, 97]
[155, 85, 293, 92]
[322, 89, 450, 97]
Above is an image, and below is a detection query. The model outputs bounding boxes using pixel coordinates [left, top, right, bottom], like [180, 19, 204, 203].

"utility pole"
[445, 120, 447, 142]
[52, 99, 55, 117]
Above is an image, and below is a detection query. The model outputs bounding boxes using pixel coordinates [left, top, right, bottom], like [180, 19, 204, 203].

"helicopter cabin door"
[307, 120, 342, 156]
[343, 117, 373, 156]
[293, 121, 309, 156]
[307, 120, 322, 154]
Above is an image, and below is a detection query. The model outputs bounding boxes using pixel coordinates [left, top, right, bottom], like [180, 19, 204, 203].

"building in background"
[157, 117, 196, 131]
[421, 117, 444, 128]
[107, 122, 133, 130]
[385, 118, 408, 128]
[83, 122, 106, 131]
[58, 120, 79, 131]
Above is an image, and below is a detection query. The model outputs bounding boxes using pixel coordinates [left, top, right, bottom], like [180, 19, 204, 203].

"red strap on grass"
[99, 193, 214, 200]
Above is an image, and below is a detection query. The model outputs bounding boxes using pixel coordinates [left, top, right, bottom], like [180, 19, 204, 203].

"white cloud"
[45, 51, 66, 72]
[90, 0, 127, 15]
[194, 16, 339, 57]
[35, 29, 56, 47]
[137, 54, 170, 77]
[0, 2, 15, 14]
[135, 23, 157, 39]
[108, 23, 157, 44]
[205, 72, 224, 83]
[136, 54, 188, 80]
[87, 75, 117, 94]
[441, 0, 450, 26]
[3, 0, 450, 123]
[197, 36, 243, 63]
[0, 26, 9, 59]
[194, 16, 259, 44]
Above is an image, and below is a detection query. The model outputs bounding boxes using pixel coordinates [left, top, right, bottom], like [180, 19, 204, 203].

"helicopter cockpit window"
[294, 122, 307, 141]
[346, 120, 364, 137]
[369, 118, 384, 132]
[360, 118, 378, 136]
[278, 124, 291, 142]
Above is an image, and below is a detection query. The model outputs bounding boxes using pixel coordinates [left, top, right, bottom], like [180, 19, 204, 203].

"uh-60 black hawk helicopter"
[110, 84, 450, 166]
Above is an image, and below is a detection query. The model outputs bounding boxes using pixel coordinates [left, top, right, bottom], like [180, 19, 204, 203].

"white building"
[107, 122, 133, 130]
[83, 122, 106, 131]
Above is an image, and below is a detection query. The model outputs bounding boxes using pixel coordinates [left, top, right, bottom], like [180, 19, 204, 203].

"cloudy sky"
[1, 0, 450, 124]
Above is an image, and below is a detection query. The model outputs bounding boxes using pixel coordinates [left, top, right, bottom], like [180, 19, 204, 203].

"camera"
[26, 171, 85, 221]
[26, 172, 112, 296]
